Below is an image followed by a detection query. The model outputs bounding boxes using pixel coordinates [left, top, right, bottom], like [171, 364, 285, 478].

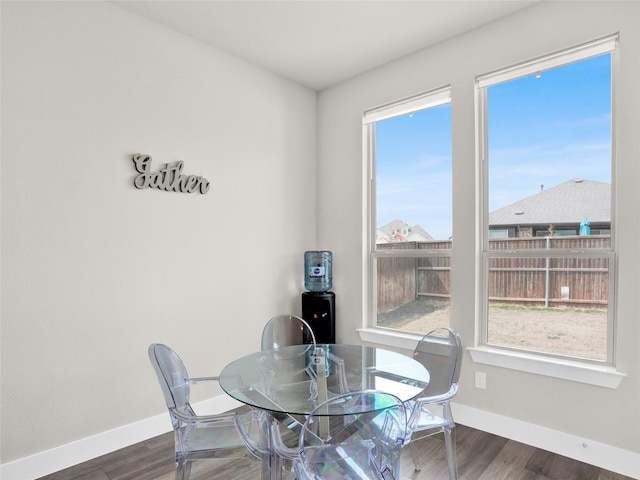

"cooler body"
[301, 291, 335, 344]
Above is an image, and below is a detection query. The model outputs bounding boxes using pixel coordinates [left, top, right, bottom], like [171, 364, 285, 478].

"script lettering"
[132, 154, 210, 194]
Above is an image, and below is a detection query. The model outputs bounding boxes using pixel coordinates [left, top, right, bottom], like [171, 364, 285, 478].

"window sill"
[468, 346, 626, 389]
[357, 328, 626, 389]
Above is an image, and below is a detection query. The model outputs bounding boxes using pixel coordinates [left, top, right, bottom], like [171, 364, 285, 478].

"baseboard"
[452, 402, 640, 479]
[0, 395, 243, 480]
[2, 397, 637, 480]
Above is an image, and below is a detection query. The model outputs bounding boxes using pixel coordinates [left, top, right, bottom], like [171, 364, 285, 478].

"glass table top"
[219, 344, 430, 415]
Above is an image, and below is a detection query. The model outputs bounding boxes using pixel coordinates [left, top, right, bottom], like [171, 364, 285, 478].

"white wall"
[3, 0, 639, 477]
[318, 0, 639, 463]
[0, 0, 316, 465]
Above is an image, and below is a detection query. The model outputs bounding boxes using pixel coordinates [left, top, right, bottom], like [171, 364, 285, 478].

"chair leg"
[409, 441, 422, 471]
[175, 458, 192, 480]
[443, 426, 459, 480]
[259, 451, 273, 480]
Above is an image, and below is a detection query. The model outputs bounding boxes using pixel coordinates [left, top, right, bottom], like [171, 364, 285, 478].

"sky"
[375, 53, 612, 241]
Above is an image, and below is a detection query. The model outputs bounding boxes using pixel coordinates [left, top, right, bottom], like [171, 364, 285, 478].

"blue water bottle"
[304, 251, 332, 292]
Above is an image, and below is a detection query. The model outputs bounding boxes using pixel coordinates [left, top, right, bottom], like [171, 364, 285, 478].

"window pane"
[376, 104, 452, 242]
[487, 54, 611, 246]
[483, 49, 613, 362]
[487, 255, 609, 361]
[372, 99, 452, 332]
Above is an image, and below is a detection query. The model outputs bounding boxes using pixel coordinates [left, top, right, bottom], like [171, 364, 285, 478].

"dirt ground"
[377, 297, 607, 361]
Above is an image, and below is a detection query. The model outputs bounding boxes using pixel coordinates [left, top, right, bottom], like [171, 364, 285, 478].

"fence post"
[545, 236, 550, 308]
[415, 257, 419, 300]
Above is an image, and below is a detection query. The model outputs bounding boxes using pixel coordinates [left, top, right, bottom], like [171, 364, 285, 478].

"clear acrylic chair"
[404, 328, 463, 479]
[261, 314, 317, 351]
[258, 315, 318, 477]
[148, 343, 269, 480]
[273, 390, 408, 480]
[261, 315, 350, 407]
[260, 315, 317, 405]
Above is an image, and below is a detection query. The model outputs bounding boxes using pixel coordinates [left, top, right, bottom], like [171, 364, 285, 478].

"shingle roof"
[489, 179, 610, 227]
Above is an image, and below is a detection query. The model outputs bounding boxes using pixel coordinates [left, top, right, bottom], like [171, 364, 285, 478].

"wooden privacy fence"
[376, 241, 451, 313]
[377, 236, 610, 312]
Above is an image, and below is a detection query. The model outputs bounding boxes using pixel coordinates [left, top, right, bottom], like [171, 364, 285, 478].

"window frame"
[476, 34, 619, 367]
[363, 86, 453, 336]
[358, 35, 626, 388]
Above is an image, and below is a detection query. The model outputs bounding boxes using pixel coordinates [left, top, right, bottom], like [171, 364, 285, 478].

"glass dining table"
[219, 343, 430, 480]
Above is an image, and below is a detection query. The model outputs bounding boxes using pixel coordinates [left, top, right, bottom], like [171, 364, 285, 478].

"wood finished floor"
[38, 423, 634, 480]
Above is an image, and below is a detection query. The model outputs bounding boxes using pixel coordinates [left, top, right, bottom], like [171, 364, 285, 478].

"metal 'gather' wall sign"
[132, 154, 210, 194]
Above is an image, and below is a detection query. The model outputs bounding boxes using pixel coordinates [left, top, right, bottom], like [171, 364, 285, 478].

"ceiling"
[113, 1, 537, 91]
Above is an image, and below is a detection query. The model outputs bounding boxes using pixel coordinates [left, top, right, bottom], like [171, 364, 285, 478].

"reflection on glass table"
[219, 344, 430, 480]
[220, 344, 429, 415]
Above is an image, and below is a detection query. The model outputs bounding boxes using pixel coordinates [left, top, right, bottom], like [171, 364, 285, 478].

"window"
[477, 35, 618, 363]
[364, 87, 452, 335]
[489, 229, 509, 239]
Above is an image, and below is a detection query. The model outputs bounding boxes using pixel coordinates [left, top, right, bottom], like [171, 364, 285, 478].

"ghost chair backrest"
[261, 314, 317, 351]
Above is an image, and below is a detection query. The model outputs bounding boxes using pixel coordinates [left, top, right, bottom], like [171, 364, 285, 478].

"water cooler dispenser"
[302, 251, 335, 344]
